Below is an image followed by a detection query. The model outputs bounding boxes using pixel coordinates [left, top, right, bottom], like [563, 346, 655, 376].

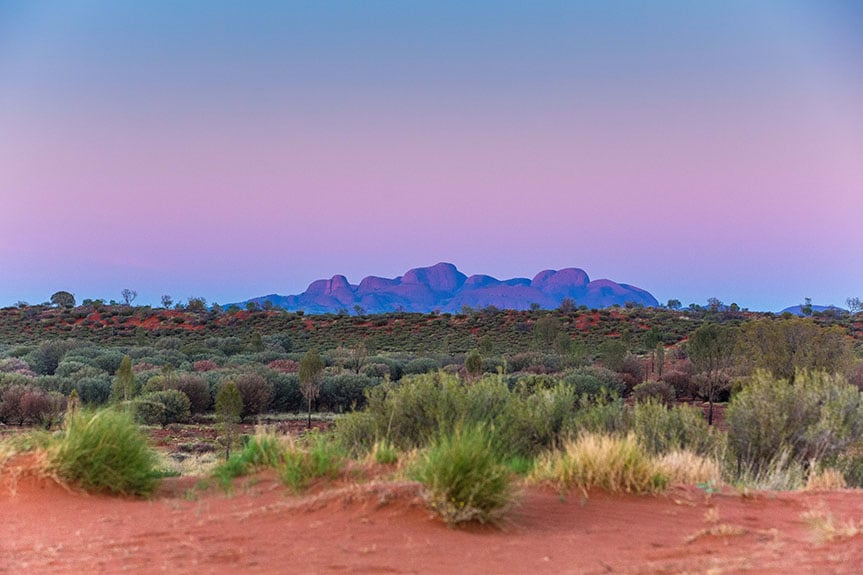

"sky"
[1, 1, 861, 311]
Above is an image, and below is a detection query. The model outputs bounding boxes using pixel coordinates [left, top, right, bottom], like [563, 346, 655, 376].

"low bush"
[0, 385, 67, 426]
[74, 376, 112, 405]
[630, 399, 717, 456]
[135, 390, 191, 425]
[562, 366, 626, 398]
[166, 374, 211, 413]
[403, 357, 441, 375]
[213, 430, 345, 493]
[661, 369, 696, 400]
[411, 425, 515, 526]
[279, 432, 345, 492]
[632, 380, 675, 405]
[49, 408, 159, 496]
[234, 373, 274, 418]
[531, 433, 668, 495]
[319, 374, 379, 413]
[727, 370, 863, 475]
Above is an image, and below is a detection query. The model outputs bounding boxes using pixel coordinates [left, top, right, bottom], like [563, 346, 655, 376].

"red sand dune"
[3, 457, 863, 574]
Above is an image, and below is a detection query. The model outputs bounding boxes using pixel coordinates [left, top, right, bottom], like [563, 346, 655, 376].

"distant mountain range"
[779, 304, 847, 316]
[233, 263, 659, 314]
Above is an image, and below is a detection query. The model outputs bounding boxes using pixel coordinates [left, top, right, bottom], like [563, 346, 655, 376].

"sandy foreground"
[3, 456, 863, 574]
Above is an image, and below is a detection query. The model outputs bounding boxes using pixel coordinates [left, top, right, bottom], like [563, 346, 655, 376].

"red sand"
[3, 457, 863, 574]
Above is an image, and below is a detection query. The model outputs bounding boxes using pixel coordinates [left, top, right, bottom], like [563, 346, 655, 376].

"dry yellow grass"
[530, 433, 668, 495]
[804, 467, 847, 491]
[658, 450, 722, 486]
[803, 507, 863, 543]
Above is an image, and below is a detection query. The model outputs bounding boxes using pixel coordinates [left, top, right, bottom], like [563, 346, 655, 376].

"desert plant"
[630, 399, 717, 456]
[727, 370, 863, 475]
[632, 380, 675, 405]
[166, 374, 211, 413]
[279, 432, 345, 492]
[134, 394, 167, 426]
[531, 433, 668, 496]
[234, 373, 274, 418]
[411, 425, 516, 526]
[213, 430, 345, 493]
[111, 355, 136, 404]
[465, 349, 482, 380]
[49, 408, 159, 496]
[215, 382, 243, 459]
[299, 349, 324, 428]
[562, 366, 626, 398]
[136, 390, 191, 425]
[656, 450, 721, 486]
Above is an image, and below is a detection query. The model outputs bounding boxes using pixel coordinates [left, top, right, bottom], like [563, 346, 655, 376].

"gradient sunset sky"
[1, 1, 861, 311]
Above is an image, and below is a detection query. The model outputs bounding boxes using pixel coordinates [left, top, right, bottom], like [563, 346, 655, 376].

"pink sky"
[1, 2, 861, 310]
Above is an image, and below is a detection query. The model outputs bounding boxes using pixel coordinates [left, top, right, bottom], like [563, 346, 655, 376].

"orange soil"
[3, 456, 863, 574]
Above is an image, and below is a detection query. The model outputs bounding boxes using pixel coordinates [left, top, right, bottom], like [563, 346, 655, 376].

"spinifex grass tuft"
[49, 408, 160, 497]
[411, 425, 516, 526]
[213, 429, 345, 492]
[531, 433, 669, 496]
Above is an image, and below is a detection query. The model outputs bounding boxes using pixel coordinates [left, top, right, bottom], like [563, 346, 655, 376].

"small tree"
[249, 332, 264, 352]
[160, 294, 173, 308]
[121, 289, 138, 306]
[465, 349, 482, 380]
[299, 349, 324, 429]
[533, 315, 560, 351]
[111, 355, 136, 406]
[349, 339, 369, 374]
[215, 382, 243, 460]
[687, 323, 737, 425]
[50, 291, 76, 308]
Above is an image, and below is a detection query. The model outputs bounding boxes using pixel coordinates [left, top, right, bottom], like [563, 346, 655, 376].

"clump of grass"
[411, 425, 516, 526]
[49, 408, 159, 497]
[368, 439, 399, 466]
[279, 432, 345, 492]
[531, 433, 668, 496]
[657, 450, 722, 486]
[803, 507, 863, 543]
[213, 430, 345, 493]
[504, 455, 535, 476]
[805, 467, 847, 491]
[732, 448, 806, 491]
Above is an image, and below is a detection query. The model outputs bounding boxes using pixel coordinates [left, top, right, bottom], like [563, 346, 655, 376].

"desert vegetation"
[2, 301, 863, 533]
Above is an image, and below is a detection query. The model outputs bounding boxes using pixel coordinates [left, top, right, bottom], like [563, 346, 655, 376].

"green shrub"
[166, 374, 211, 413]
[727, 370, 863, 475]
[319, 374, 379, 412]
[213, 432, 285, 487]
[75, 376, 112, 405]
[632, 380, 675, 405]
[404, 357, 441, 375]
[280, 432, 345, 492]
[214, 430, 345, 492]
[268, 372, 303, 412]
[411, 425, 515, 525]
[234, 373, 274, 418]
[134, 395, 167, 426]
[370, 440, 399, 465]
[571, 393, 627, 435]
[135, 390, 191, 425]
[49, 408, 159, 496]
[630, 399, 717, 456]
[563, 366, 625, 397]
[497, 383, 578, 457]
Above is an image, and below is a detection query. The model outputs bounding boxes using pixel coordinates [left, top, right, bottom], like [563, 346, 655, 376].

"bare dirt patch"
[3, 456, 863, 574]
